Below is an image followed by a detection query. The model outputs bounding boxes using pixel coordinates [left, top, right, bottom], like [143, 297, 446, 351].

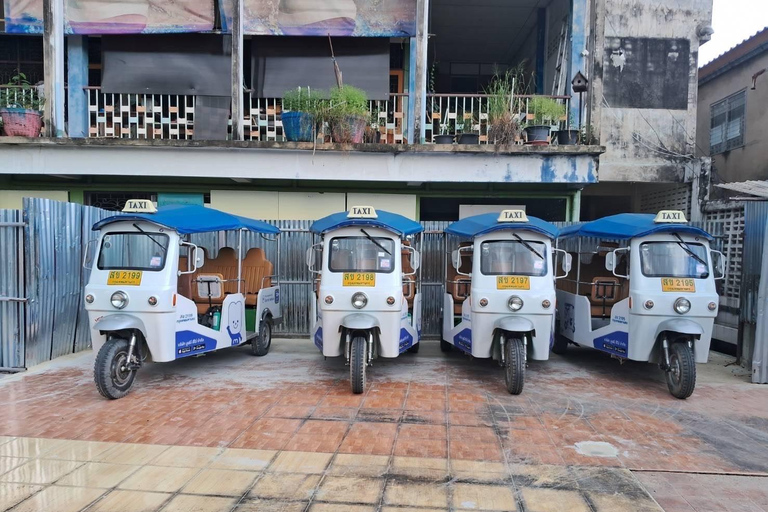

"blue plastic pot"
[282, 111, 315, 142]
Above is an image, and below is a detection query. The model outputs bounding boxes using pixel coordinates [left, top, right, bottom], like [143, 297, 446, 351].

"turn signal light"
[644, 300, 654, 310]
[148, 296, 158, 306]
[386, 296, 396, 305]
[541, 299, 551, 309]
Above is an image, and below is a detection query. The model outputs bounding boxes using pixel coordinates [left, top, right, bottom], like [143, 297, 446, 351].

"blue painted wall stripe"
[66, 36, 89, 138]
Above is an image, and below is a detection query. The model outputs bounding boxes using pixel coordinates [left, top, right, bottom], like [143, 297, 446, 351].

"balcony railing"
[0, 85, 43, 109]
[82, 88, 569, 145]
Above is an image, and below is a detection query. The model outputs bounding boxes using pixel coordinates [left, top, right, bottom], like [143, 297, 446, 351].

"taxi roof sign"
[654, 210, 687, 223]
[347, 206, 378, 219]
[122, 199, 157, 213]
[497, 209, 529, 223]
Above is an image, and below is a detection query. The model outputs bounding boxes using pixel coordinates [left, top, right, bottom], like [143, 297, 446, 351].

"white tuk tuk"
[554, 211, 724, 399]
[441, 210, 569, 394]
[85, 201, 282, 399]
[307, 206, 423, 393]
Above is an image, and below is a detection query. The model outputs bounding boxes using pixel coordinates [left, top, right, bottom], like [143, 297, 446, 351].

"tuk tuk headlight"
[508, 296, 523, 311]
[541, 299, 551, 309]
[708, 301, 717, 311]
[644, 300, 654, 310]
[479, 298, 488, 307]
[85, 294, 94, 304]
[351, 292, 368, 309]
[110, 291, 129, 310]
[674, 297, 691, 315]
[148, 296, 158, 306]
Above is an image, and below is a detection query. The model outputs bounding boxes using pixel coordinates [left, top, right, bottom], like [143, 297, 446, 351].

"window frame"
[96, 231, 170, 272]
[709, 89, 746, 155]
[638, 241, 710, 279]
[327, 236, 397, 274]
[479, 239, 548, 277]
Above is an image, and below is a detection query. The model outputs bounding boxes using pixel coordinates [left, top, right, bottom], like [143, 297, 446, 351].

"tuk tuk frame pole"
[576, 238, 582, 294]
[237, 228, 243, 294]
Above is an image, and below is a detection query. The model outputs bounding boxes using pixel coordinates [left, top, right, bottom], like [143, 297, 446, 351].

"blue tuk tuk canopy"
[559, 213, 713, 240]
[310, 210, 423, 236]
[445, 213, 560, 239]
[92, 205, 281, 235]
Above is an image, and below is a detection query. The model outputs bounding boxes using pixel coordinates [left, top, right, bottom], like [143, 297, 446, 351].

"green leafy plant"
[484, 68, 523, 144]
[328, 85, 368, 121]
[0, 72, 44, 111]
[282, 86, 325, 115]
[580, 124, 599, 145]
[527, 97, 566, 126]
[459, 112, 477, 134]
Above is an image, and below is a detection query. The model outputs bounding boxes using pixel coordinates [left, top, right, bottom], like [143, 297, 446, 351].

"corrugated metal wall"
[740, 202, 768, 325]
[0, 209, 25, 369]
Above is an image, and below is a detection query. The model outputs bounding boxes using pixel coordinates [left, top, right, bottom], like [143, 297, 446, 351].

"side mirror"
[553, 248, 571, 279]
[451, 249, 461, 270]
[711, 250, 726, 280]
[608, 248, 629, 278]
[563, 253, 573, 274]
[83, 239, 98, 270]
[306, 247, 315, 269]
[193, 247, 205, 269]
[605, 252, 615, 272]
[411, 249, 421, 272]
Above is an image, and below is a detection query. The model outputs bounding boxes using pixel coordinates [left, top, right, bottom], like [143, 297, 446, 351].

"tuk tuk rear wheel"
[350, 335, 367, 394]
[665, 342, 696, 399]
[252, 318, 272, 357]
[407, 341, 420, 353]
[440, 339, 452, 352]
[552, 334, 569, 355]
[504, 337, 525, 395]
[94, 338, 137, 400]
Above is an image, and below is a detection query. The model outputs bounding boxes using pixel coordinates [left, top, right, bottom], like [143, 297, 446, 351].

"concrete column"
[67, 36, 89, 138]
[230, 0, 244, 141]
[413, 0, 429, 144]
[407, 37, 416, 144]
[570, 189, 582, 221]
[43, 0, 65, 137]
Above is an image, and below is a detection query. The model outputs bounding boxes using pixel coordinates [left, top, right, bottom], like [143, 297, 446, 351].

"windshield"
[640, 242, 709, 278]
[97, 232, 169, 271]
[480, 240, 547, 276]
[328, 236, 396, 273]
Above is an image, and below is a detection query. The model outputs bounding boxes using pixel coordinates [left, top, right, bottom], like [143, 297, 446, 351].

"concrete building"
[696, 28, 768, 195]
[0, 0, 714, 221]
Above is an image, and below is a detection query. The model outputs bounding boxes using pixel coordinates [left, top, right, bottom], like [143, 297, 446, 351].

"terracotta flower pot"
[0, 108, 43, 137]
[331, 115, 367, 144]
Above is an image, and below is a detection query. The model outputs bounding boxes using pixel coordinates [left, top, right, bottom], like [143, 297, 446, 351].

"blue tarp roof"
[92, 205, 280, 235]
[445, 213, 559, 239]
[559, 213, 712, 240]
[310, 210, 423, 236]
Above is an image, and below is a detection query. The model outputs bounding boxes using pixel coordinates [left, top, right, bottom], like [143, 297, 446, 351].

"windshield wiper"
[513, 233, 544, 259]
[360, 228, 391, 255]
[672, 233, 707, 268]
[133, 223, 167, 253]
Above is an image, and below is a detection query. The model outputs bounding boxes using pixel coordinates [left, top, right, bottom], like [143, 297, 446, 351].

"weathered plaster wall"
[696, 51, 768, 184]
[591, 0, 713, 182]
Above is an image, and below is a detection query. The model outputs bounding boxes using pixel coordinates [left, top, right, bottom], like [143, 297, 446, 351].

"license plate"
[661, 278, 695, 292]
[496, 276, 530, 290]
[343, 272, 376, 287]
[107, 270, 143, 286]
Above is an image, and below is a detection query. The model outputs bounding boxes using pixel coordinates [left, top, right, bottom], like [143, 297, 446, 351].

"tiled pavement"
[1, 338, 767, 511]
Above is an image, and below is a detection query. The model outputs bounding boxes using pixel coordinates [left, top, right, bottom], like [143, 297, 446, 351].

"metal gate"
[0, 210, 25, 370]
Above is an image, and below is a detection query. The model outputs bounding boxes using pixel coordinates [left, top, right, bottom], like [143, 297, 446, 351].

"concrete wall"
[696, 51, 768, 184]
[590, 0, 713, 182]
[0, 190, 69, 209]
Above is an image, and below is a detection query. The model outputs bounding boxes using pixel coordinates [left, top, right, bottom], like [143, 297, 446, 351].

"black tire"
[252, 318, 272, 357]
[552, 333, 569, 355]
[665, 342, 696, 399]
[350, 335, 367, 394]
[407, 341, 420, 353]
[504, 337, 525, 395]
[440, 339, 452, 353]
[94, 338, 137, 400]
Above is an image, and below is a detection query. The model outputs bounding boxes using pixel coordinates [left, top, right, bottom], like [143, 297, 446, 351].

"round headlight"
[110, 291, 128, 310]
[148, 296, 158, 306]
[324, 295, 334, 305]
[85, 294, 94, 304]
[479, 298, 488, 307]
[386, 296, 396, 306]
[708, 301, 717, 311]
[674, 297, 691, 315]
[541, 299, 551, 309]
[644, 300, 654, 310]
[508, 296, 523, 311]
[351, 292, 368, 309]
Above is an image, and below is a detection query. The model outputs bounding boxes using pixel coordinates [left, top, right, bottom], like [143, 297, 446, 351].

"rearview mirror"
[553, 249, 571, 279]
[82, 239, 98, 270]
[711, 250, 725, 280]
[411, 249, 421, 272]
[562, 252, 573, 274]
[306, 247, 315, 269]
[605, 252, 615, 272]
[193, 247, 205, 269]
[451, 249, 461, 271]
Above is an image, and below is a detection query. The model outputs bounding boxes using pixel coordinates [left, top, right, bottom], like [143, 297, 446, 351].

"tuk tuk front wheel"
[252, 318, 272, 357]
[504, 337, 525, 395]
[665, 342, 696, 399]
[350, 335, 367, 394]
[94, 338, 137, 400]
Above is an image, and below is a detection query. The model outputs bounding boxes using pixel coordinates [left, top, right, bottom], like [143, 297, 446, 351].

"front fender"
[655, 318, 705, 339]
[494, 316, 535, 334]
[93, 314, 147, 336]
[340, 313, 380, 330]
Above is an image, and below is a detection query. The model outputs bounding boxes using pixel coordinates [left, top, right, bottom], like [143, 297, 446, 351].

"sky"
[698, 0, 768, 66]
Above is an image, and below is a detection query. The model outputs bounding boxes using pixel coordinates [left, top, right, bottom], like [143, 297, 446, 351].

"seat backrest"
[242, 247, 274, 294]
[331, 249, 353, 270]
[446, 243, 472, 303]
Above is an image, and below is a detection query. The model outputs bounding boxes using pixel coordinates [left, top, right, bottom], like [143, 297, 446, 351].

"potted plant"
[434, 117, 455, 144]
[457, 113, 479, 144]
[327, 85, 369, 144]
[556, 110, 580, 145]
[365, 107, 386, 143]
[580, 124, 599, 145]
[282, 87, 324, 142]
[524, 97, 565, 145]
[485, 70, 521, 145]
[0, 72, 44, 137]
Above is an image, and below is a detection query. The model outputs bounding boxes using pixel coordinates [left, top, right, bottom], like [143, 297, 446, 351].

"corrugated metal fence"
[0, 209, 25, 369]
